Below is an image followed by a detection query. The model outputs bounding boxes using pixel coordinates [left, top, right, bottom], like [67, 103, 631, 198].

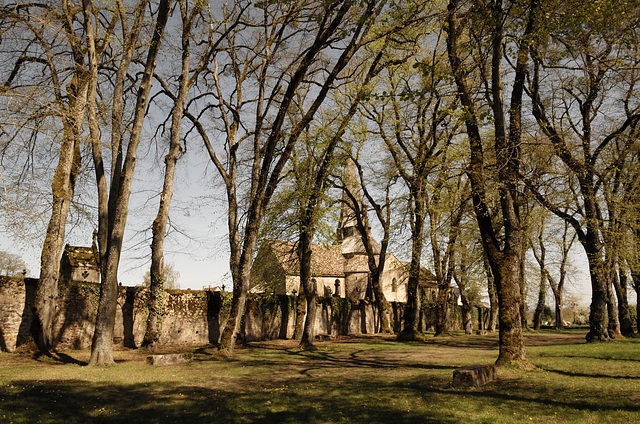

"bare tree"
[142, 0, 226, 351]
[0, 251, 27, 276]
[87, 0, 172, 365]
[184, 0, 387, 352]
[0, 1, 103, 351]
[357, 25, 462, 339]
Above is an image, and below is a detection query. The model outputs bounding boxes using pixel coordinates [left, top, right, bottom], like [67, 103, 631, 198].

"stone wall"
[0, 277, 453, 351]
[0, 277, 37, 352]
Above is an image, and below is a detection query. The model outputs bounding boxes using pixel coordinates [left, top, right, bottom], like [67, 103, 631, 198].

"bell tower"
[337, 159, 367, 254]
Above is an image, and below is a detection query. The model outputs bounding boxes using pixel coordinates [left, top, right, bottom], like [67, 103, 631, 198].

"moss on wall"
[1, 279, 445, 350]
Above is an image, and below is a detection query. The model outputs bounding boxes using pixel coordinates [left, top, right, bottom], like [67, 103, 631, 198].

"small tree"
[141, 263, 180, 290]
[0, 251, 28, 277]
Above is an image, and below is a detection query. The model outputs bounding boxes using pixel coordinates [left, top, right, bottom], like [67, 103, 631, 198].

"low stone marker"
[146, 353, 192, 366]
[452, 364, 496, 387]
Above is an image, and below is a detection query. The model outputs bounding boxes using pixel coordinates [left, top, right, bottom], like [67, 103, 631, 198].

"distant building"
[251, 160, 437, 302]
[59, 244, 100, 284]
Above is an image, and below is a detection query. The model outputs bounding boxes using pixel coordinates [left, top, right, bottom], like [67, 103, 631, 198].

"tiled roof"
[259, 240, 437, 286]
[264, 240, 345, 277]
[63, 245, 98, 268]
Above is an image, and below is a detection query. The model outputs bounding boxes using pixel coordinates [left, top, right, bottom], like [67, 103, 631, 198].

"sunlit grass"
[0, 330, 639, 423]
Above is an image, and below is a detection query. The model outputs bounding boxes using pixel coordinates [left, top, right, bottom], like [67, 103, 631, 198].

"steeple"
[338, 158, 363, 241]
[338, 158, 380, 255]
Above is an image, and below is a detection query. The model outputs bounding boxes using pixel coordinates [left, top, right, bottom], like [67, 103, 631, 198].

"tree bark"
[583, 237, 611, 342]
[293, 290, 306, 340]
[616, 272, 635, 337]
[445, 0, 536, 366]
[532, 272, 546, 330]
[632, 271, 640, 333]
[299, 233, 317, 350]
[89, 0, 171, 366]
[483, 255, 499, 332]
[143, 0, 203, 351]
[454, 270, 473, 335]
[398, 194, 425, 341]
[34, 79, 85, 351]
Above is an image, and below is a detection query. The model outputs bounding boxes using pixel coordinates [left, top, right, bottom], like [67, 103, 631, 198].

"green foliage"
[59, 281, 101, 310]
[254, 292, 281, 321]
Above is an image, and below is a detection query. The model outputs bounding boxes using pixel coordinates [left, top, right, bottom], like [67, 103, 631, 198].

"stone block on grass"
[146, 353, 192, 366]
[452, 364, 496, 387]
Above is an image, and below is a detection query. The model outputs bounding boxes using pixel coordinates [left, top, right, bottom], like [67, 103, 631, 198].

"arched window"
[391, 277, 397, 293]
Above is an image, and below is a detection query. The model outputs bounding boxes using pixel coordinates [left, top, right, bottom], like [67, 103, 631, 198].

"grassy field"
[0, 330, 639, 423]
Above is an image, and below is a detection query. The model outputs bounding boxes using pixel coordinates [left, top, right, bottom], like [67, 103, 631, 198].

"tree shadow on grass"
[4, 370, 638, 424]
[275, 346, 458, 376]
[1, 378, 460, 424]
[32, 350, 88, 366]
[406, 379, 640, 416]
[537, 365, 640, 380]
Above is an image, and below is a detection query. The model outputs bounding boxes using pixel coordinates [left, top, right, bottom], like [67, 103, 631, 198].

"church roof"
[62, 245, 98, 269]
[264, 239, 346, 277]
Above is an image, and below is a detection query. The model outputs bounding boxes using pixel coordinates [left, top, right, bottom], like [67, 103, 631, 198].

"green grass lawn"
[1, 330, 639, 423]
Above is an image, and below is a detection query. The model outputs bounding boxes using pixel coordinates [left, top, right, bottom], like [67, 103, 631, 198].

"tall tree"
[341, 153, 398, 334]
[297, 46, 387, 349]
[445, 0, 539, 365]
[452, 218, 485, 335]
[526, 0, 640, 341]
[529, 211, 576, 330]
[142, 0, 230, 351]
[0, 1, 102, 351]
[359, 24, 461, 340]
[87, 0, 171, 365]
[185, 0, 386, 352]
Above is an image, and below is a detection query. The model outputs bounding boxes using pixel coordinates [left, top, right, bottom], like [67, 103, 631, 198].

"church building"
[250, 160, 437, 303]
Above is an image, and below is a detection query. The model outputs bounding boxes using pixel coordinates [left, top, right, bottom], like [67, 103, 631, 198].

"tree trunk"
[293, 290, 306, 340]
[371, 272, 393, 334]
[492, 256, 527, 365]
[218, 253, 252, 351]
[89, 251, 119, 365]
[89, 0, 171, 365]
[454, 272, 473, 335]
[615, 271, 634, 337]
[484, 255, 499, 332]
[553, 290, 564, 329]
[143, 1, 197, 350]
[461, 299, 473, 335]
[477, 306, 485, 332]
[398, 196, 425, 341]
[583, 237, 611, 342]
[519, 246, 529, 330]
[34, 75, 87, 352]
[34, 134, 81, 351]
[299, 232, 317, 350]
[633, 272, 640, 333]
[606, 277, 621, 338]
[533, 272, 546, 330]
[434, 285, 450, 336]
